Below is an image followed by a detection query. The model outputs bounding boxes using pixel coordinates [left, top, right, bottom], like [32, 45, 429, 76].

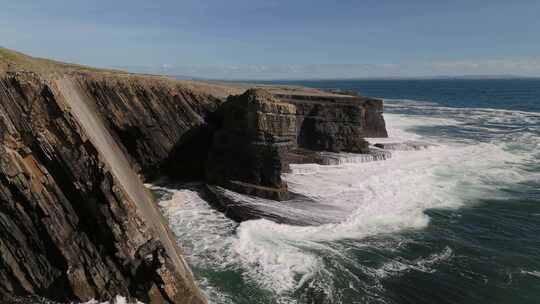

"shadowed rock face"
[206, 89, 297, 201]
[278, 94, 388, 152]
[73, 75, 221, 177]
[0, 72, 207, 303]
[203, 89, 388, 201]
[0, 49, 389, 301]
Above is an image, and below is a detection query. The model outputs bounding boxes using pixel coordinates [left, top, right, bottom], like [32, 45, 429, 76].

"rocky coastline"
[0, 48, 388, 303]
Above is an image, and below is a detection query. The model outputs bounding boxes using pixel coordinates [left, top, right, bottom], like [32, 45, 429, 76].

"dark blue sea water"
[266, 78, 540, 112]
[154, 79, 540, 304]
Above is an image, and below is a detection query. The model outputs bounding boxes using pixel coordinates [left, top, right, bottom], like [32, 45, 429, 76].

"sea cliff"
[0, 48, 388, 303]
[0, 48, 211, 303]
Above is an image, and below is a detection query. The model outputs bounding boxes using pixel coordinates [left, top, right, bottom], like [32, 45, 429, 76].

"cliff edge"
[0, 48, 388, 302]
[0, 48, 210, 303]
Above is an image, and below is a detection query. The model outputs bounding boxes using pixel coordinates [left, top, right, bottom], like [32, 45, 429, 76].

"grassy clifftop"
[0, 47, 351, 99]
[0, 47, 123, 75]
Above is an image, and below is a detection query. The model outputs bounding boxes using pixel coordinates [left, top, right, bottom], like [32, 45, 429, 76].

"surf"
[147, 97, 539, 303]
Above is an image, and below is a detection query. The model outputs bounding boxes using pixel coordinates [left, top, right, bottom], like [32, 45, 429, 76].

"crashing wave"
[318, 148, 392, 165]
[152, 101, 540, 303]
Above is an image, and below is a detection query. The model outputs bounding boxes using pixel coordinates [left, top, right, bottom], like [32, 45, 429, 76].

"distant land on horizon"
[171, 74, 540, 83]
[2, 46, 538, 82]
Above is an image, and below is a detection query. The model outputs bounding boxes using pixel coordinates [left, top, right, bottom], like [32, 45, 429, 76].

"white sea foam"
[148, 185, 237, 304]
[384, 98, 540, 117]
[231, 145, 527, 294]
[154, 102, 539, 300]
[372, 247, 453, 281]
[153, 185, 237, 268]
[520, 270, 540, 278]
[80, 296, 144, 304]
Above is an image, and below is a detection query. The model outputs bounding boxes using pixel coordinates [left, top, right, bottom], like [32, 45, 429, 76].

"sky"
[2, 0, 540, 79]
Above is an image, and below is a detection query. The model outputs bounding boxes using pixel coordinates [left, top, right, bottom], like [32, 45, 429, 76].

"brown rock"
[0, 47, 390, 302]
[0, 72, 206, 303]
[206, 89, 297, 200]
[277, 93, 387, 153]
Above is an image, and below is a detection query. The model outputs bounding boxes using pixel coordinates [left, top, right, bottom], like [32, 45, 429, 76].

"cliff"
[202, 89, 388, 201]
[0, 48, 211, 303]
[279, 94, 387, 152]
[206, 89, 297, 200]
[72, 75, 220, 176]
[0, 48, 388, 302]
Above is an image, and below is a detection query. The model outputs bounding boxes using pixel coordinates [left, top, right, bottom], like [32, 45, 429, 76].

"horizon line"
[174, 74, 540, 82]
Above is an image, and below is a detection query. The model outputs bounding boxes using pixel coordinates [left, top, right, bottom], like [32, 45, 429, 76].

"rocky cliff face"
[0, 71, 208, 303]
[278, 94, 387, 153]
[73, 75, 220, 176]
[0, 48, 389, 302]
[203, 90, 388, 201]
[206, 89, 296, 201]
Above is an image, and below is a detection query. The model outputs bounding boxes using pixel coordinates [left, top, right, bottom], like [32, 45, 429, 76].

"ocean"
[152, 79, 540, 304]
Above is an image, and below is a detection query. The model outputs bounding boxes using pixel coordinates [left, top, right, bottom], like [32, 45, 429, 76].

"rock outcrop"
[278, 93, 387, 152]
[206, 89, 297, 201]
[373, 141, 432, 151]
[203, 90, 388, 201]
[0, 47, 390, 302]
[73, 75, 220, 176]
[0, 68, 208, 303]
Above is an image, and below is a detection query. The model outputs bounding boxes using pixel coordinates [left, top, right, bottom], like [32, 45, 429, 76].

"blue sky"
[2, 0, 540, 79]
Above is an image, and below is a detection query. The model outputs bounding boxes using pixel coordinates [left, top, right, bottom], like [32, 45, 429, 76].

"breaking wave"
[152, 99, 540, 303]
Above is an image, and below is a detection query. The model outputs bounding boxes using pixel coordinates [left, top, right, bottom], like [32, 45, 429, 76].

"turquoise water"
[154, 79, 540, 304]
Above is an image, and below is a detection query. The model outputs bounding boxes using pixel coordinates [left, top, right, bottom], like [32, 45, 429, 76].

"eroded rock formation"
[0, 71, 208, 303]
[0, 47, 389, 302]
[278, 93, 387, 152]
[203, 89, 388, 201]
[206, 89, 296, 201]
[73, 75, 220, 176]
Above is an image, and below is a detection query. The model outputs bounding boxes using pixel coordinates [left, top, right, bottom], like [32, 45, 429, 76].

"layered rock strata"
[0, 72, 207, 303]
[0, 47, 390, 302]
[72, 74, 220, 177]
[203, 90, 388, 201]
[206, 89, 297, 201]
[277, 93, 388, 152]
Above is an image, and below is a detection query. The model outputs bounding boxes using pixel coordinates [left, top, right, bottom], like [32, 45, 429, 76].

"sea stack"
[206, 89, 297, 201]
[0, 47, 388, 302]
[203, 89, 388, 201]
